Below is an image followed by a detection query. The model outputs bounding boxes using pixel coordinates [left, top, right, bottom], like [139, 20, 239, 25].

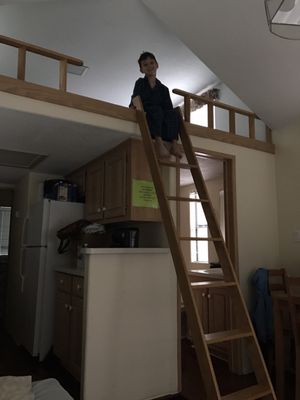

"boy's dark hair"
[138, 52, 157, 67]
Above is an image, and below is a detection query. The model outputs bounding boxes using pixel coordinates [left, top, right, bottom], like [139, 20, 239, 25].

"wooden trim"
[248, 115, 255, 140]
[173, 88, 258, 118]
[17, 47, 26, 80]
[187, 122, 275, 154]
[0, 74, 136, 122]
[59, 59, 68, 91]
[183, 96, 191, 122]
[0, 34, 83, 66]
[266, 126, 273, 144]
[229, 110, 236, 135]
[207, 103, 214, 129]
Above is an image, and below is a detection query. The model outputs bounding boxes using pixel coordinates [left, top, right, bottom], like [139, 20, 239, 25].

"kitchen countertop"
[55, 266, 84, 277]
[189, 268, 223, 280]
[81, 247, 170, 255]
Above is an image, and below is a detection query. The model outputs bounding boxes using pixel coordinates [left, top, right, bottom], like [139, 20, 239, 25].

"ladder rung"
[191, 281, 236, 289]
[221, 383, 272, 400]
[205, 328, 252, 344]
[180, 236, 223, 242]
[159, 160, 198, 169]
[167, 195, 209, 203]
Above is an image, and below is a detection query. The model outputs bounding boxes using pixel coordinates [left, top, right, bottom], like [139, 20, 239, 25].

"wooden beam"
[0, 34, 83, 66]
[184, 96, 191, 122]
[0, 74, 136, 122]
[187, 122, 275, 154]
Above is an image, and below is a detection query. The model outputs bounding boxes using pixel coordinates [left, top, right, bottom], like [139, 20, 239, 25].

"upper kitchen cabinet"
[65, 167, 86, 203]
[85, 139, 160, 223]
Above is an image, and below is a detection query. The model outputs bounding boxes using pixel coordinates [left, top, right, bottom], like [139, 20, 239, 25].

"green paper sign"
[132, 179, 158, 209]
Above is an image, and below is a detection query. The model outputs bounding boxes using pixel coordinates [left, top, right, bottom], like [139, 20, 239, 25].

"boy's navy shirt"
[130, 76, 173, 111]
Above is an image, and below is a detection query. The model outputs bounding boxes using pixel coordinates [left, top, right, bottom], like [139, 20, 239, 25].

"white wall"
[273, 122, 300, 275]
[188, 137, 279, 305]
[0, 0, 217, 107]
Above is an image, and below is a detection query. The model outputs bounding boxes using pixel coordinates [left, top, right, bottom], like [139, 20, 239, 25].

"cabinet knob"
[69, 305, 73, 311]
[77, 284, 81, 290]
[202, 293, 206, 297]
[102, 206, 106, 211]
[207, 293, 211, 299]
[60, 279, 64, 284]
[97, 208, 101, 212]
[64, 303, 68, 309]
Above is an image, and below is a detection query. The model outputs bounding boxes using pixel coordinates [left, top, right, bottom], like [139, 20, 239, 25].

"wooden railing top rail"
[173, 88, 258, 119]
[0, 34, 83, 66]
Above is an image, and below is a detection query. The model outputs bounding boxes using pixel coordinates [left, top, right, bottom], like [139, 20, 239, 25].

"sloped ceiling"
[143, 0, 300, 130]
[0, 0, 220, 184]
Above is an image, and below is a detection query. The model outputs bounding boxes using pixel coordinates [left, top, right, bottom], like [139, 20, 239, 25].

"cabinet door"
[65, 167, 86, 202]
[103, 147, 127, 219]
[68, 296, 83, 380]
[53, 291, 71, 363]
[193, 289, 209, 333]
[208, 287, 230, 359]
[85, 159, 104, 220]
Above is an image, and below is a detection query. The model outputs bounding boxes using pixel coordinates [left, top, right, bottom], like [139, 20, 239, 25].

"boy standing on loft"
[129, 51, 182, 159]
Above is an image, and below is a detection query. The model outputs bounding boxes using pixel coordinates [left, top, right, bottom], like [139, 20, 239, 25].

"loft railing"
[0, 34, 84, 91]
[173, 88, 273, 147]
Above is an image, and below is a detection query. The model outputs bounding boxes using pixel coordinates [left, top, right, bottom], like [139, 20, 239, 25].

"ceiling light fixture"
[265, 0, 300, 39]
[67, 64, 89, 76]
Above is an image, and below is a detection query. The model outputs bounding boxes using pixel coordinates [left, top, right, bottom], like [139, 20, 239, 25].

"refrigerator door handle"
[19, 248, 25, 293]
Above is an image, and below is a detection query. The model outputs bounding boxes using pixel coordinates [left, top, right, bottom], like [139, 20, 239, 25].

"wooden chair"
[268, 268, 287, 294]
[266, 268, 288, 378]
[286, 275, 300, 400]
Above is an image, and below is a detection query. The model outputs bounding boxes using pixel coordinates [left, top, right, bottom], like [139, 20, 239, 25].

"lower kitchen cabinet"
[188, 274, 230, 361]
[53, 272, 84, 380]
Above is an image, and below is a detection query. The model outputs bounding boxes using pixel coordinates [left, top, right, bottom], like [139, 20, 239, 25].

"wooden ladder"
[134, 97, 277, 400]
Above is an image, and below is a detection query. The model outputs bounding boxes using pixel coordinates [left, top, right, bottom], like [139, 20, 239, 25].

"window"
[0, 207, 11, 255]
[189, 192, 208, 263]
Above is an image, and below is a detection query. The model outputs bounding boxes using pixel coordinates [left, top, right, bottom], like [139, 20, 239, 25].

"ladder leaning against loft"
[133, 96, 277, 400]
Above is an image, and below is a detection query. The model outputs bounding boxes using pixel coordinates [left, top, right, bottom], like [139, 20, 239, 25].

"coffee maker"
[111, 228, 139, 248]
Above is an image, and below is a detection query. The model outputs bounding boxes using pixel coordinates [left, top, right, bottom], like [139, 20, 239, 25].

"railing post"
[184, 96, 191, 122]
[229, 110, 236, 134]
[17, 47, 26, 80]
[266, 126, 273, 144]
[59, 58, 68, 91]
[248, 115, 255, 140]
[207, 103, 214, 129]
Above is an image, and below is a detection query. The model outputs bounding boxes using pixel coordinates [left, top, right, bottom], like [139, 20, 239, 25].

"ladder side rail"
[176, 108, 277, 394]
[135, 106, 221, 400]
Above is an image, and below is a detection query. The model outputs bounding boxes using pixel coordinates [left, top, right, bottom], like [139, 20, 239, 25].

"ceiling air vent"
[0, 148, 47, 169]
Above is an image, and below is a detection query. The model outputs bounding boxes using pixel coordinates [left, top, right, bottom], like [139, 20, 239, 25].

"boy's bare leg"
[169, 140, 183, 158]
[155, 137, 170, 158]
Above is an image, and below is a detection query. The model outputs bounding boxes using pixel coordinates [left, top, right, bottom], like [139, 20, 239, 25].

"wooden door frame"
[176, 145, 240, 376]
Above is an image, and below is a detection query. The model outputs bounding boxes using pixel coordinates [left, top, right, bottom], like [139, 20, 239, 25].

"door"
[20, 246, 47, 356]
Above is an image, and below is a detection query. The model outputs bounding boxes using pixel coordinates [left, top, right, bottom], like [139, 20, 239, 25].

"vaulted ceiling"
[0, 0, 298, 185]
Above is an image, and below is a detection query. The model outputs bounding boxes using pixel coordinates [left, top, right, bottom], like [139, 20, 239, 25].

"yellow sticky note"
[132, 179, 158, 208]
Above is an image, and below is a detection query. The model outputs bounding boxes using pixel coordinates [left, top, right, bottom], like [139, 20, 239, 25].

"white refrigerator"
[18, 199, 84, 361]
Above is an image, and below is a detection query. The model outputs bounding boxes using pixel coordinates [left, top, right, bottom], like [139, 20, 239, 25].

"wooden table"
[272, 292, 290, 400]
